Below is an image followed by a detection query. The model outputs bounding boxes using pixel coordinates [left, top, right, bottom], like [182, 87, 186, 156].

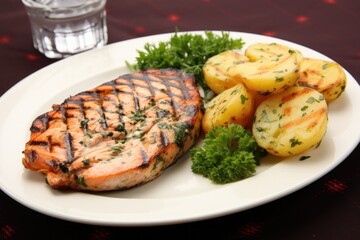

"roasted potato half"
[203, 50, 249, 94]
[297, 58, 347, 102]
[245, 42, 304, 65]
[229, 43, 300, 96]
[252, 86, 328, 157]
[202, 83, 254, 133]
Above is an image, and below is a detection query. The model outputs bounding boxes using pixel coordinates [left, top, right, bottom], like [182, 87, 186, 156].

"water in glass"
[22, 0, 108, 58]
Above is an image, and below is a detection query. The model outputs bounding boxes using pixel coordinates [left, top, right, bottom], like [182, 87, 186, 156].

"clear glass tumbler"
[22, 0, 108, 58]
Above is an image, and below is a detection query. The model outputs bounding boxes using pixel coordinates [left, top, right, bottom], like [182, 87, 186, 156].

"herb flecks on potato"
[202, 83, 254, 133]
[230, 43, 301, 96]
[203, 50, 249, 94]
[297, 58, 347, 102]
[252, 86, 328, 157]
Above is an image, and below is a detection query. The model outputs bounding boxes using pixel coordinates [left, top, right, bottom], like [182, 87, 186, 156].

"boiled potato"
[252, 86, 328, 157]
[203, 50, 249, 94]
[202, 83, 254, 133]
[297, 58, 347, 102]
[228, 43, 300, 96]
[245, 42, 304, 65]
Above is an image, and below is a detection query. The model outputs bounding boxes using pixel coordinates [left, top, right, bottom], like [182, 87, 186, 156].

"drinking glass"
[22, 0, 108, 58]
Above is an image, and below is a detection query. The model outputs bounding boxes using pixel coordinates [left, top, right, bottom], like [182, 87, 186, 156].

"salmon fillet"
[22, 69, 203, 191]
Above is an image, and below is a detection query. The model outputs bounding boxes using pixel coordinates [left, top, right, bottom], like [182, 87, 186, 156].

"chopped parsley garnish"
[80, 119, 89, 130]
[299, 156, 311, 161]
[152, 156, 166, 170]
[240, 94, 248, 104]
[275, 76, 284, 82]
[173, 122, 190, 148]
[115, 123, 127, 135]
[290, 137, 302, 147]
[129, 110, 146, 122]
[301, 105, 308, 111]
[80, 118, 92, 137]
[82, 159, 90, 166]
[256, 127, 264, 132]
[102, 131, 114, 138]
[307, 97, 319, 104]
[58, 163, 69, 173]
[76, 176, 87, 187]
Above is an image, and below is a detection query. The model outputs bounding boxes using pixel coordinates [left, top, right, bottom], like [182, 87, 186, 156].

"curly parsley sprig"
[126, 31, 245, 100]
[191, 124, 267, 184]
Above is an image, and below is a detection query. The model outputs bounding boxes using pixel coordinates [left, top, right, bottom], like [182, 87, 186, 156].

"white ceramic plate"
[1, 31, 359, 226]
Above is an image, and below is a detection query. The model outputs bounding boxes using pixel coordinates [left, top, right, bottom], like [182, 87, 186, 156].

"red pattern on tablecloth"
[1, 224, 15, 240]
[0, 36, 10, 44]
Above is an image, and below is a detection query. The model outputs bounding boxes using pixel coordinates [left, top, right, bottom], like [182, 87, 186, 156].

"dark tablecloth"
[1, 0, 359, 239]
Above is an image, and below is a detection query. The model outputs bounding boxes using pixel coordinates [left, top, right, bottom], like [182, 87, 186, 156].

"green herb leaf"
[76, 176, 87, 187]
[82, 159, 90, 166]
[299, 156, 311, 161]
[190, 124, 266, 184]
[290, 137, 302, 147]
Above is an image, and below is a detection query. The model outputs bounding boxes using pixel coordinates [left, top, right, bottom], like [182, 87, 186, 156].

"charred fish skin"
[22, 69, 203, 191]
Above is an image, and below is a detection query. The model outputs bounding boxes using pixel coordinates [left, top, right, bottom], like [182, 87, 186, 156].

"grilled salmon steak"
[22, 69, 203, 191]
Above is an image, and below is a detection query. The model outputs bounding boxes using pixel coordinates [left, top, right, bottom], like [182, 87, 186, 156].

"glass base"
[34, 20, 108, 58]
[27, 3, 108, 59]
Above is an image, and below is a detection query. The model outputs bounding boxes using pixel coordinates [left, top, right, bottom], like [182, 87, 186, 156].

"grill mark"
[30, 113, 50, 132]
[29, 135, 59, 153]
[56, 102, 72, 165]
[54, 104, 68, 124]
[185, 105, 198, 118]
[92, 90, 108, 131]
[132, 71, 181, 117]
[40, 113, 50, 130]
[47, 135, 54, 153]
[121, 76, 140, 112]
[69, 97, 87, 135]
[131, 73, 169, 118]
[281, 87, 313, 103]
[103, 80, 126, 127]
[160, 130, 169, 147]
[164, 82, 178, 118]
[103, 80, 125, 126]
[64, 132, 74, 163]
[174, 74, 191, 100]
[141, 72, 156, 96]
[109, 81, 125, 126]
[281, 108, 327, 129]
[147, 70, 192, 116]
[99, 105, 108, 130]
[138, 72, 180, 118]
[139, 148, 150, 168]
[27, 150, 37, 163]
[149, 69, 191, 100]
[29, 141, 48, 146]
[146, 71, 190, 100]
[45, 159, 57, 168]
[118, 70, 192, 116]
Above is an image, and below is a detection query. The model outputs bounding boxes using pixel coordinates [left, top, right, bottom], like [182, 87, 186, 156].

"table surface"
[1, 0, 359, 239]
